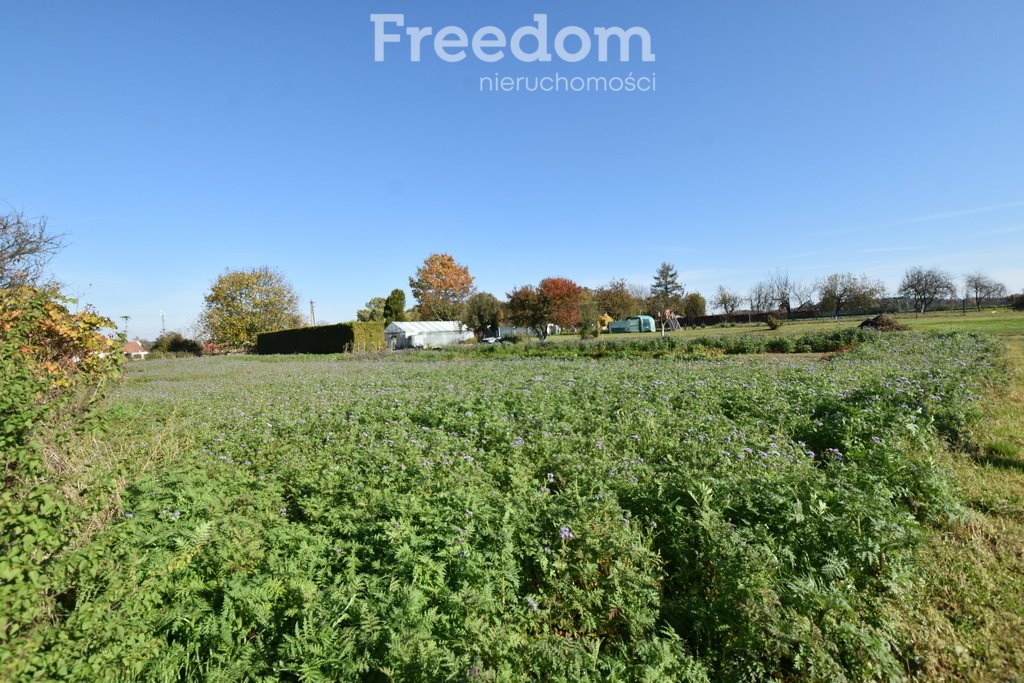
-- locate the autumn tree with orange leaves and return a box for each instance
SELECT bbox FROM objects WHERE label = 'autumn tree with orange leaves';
[409,253,475,321]
[507,277,584,339]
[539,277,584,330]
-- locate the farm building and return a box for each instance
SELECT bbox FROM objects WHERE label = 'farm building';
[385,321,475,349]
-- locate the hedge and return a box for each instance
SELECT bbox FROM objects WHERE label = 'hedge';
[256,322,384,355]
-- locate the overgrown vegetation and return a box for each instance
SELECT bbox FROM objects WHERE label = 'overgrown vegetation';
[463,327,875,360]
[1,329,1007,681]
[0,286,121,667]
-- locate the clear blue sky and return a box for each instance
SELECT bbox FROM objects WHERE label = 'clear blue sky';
[3,1,1022,339]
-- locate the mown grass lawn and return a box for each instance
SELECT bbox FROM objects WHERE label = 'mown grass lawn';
[897,335,1024,681]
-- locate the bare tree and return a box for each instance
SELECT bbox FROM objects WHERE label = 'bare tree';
[713,285,742,317]
[963,271,1007,310]
[817,273,886,318]
[748,282,773,314]
[791,280,818,312]
[765,271,793,314]
[898,267,957,314]
[1,211,65,288]
[628,283,651,315]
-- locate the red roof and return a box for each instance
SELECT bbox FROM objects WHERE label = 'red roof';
[123,340,146,354]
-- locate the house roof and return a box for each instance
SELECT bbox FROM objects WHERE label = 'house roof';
[123,340,146,354]
[385,321,468,334]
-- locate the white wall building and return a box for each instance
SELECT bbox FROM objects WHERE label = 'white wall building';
[384,321,475,349]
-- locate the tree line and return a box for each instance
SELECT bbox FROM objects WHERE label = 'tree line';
[193,253,1017,349]
[2,210,1016,351]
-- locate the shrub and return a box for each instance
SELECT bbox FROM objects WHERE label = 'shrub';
[765,315,785,330]
[0,287,121,665]
[150,331,203,356]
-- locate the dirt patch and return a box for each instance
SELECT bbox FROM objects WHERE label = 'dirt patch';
[859,314,910,332]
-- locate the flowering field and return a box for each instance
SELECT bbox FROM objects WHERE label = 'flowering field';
[7,333,1003,681]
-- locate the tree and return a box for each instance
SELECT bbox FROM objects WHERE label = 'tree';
[463,292,502,338]
[713,286,742,317]
[964,272,1007,310]
[538,277,584,330]
[578,290,601,339]
[357,297,387,322]
[506,285,553,340]
[1,211,65,288]
[682,292,707,321]
[898,267,956,314]
[199,267,304,349]
[409,253,475,320]
[151,331,202,355]
[594,278,640,320]
[383,289,406,324]
[650,262,684,316]
[748,283,773,314]
[817,273,886,318]
[791,280,819,312]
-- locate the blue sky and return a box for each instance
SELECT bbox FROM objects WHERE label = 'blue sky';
[3,1,1022,339]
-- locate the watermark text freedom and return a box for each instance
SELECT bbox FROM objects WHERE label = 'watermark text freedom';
[371,13,656,64]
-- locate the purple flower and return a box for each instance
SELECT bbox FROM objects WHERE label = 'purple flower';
[526,597,539,612]
[559,526,575,540]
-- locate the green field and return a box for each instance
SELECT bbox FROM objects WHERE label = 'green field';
[547,308,1024,343]
[4,320,1023,681]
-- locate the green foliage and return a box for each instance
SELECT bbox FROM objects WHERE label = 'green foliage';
[578,291,601,339]
[2,329,1003,681]
[150,331,202,356]
[507,285,554,340]
[0,287,121,670]
[818,273,887,317]
[455,328,873,360]
[384,289,407,324]
[682,292,706,320]
[356,297,387,323]
[594,278,641,320]
[256,322,385,354]
[766,314,785,330]
[650,262,684,314]
[198,267,304,350]
[463,292,502,338]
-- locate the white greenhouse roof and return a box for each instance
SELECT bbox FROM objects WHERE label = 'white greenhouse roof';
[385,321,468,334]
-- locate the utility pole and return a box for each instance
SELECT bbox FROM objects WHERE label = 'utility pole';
[121,315,131,338]
[309,300,316,326]
[160,310,166,334]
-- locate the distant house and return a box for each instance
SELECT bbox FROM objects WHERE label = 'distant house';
[123,339,149,360]
[384,321,474,349]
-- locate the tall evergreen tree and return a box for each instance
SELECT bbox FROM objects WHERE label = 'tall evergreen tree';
[383,289,406,324]
[650,262,684,314]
